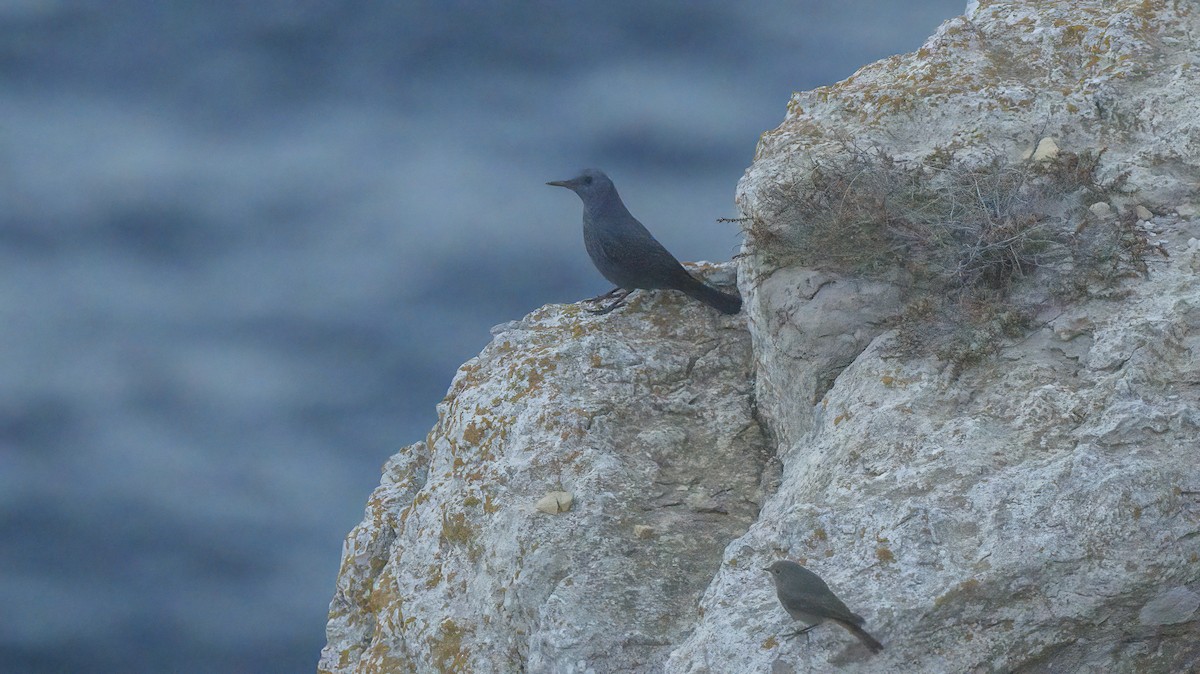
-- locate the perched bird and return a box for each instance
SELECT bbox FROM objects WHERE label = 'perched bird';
[546,169,742,315]
[764,560,884,654]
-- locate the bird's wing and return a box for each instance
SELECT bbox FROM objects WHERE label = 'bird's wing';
[783,590,863,625]
[601,214,673,254]
[596,215,687,276]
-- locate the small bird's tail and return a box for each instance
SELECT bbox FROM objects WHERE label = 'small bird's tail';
[677,275,742,315]
[833,618,884,654]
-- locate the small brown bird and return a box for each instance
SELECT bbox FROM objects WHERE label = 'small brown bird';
[764,560,884,654]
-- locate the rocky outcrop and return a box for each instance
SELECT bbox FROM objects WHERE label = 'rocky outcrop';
[669,0,1200,671]
[670,240,1200,671]
[320,267,769,673]
[323,1,1200,671]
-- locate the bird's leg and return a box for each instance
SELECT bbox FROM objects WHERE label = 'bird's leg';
[585,288,633,315]
[783,624,818,640]
[587,286,626,303]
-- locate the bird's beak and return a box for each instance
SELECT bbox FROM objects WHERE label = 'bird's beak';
[546,179,572,188]
[762,567,771,572]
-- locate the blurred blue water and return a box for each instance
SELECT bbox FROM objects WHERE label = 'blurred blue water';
[0,1,963,671]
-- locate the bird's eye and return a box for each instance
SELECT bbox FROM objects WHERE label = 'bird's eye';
[582,176,593,185]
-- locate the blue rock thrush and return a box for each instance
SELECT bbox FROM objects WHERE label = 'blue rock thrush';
[764,560,884,654]
[547,169,742,315]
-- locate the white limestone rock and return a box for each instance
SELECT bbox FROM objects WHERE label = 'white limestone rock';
[1025,137,1060,161]
[534,491,573,515]
[1139,587,1200,626]
[667,0,1200,671]
[739,0,1200,214]
[319,269,767,674]
[669,238,1200,671]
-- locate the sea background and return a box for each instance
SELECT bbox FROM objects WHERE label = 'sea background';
[0,2,963,671]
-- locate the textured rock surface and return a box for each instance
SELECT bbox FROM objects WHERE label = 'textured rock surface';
[325,1,1200,671]
[319,266,768,673]
[668,0,1200,671]
[741,0,1200,464]
[741,0,1200,211]
[669,230,1200,672]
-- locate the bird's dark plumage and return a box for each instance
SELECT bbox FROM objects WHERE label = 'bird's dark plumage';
[764,560,884,654]
[547,169,741,315]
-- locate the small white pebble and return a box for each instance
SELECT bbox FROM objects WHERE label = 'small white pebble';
[633,525,656,539]
[535,491,574,514]
[1029,137,1060,161]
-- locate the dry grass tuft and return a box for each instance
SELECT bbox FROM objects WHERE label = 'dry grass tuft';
[746,143,1164,372]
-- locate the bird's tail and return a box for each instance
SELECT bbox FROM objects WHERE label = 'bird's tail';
[678,275,742,315]
[832,618,884,654]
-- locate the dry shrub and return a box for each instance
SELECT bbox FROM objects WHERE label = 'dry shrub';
[747,143,1165,372]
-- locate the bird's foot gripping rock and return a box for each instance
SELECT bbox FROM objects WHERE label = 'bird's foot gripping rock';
[783,624,817,640]
[583,287,633,315]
